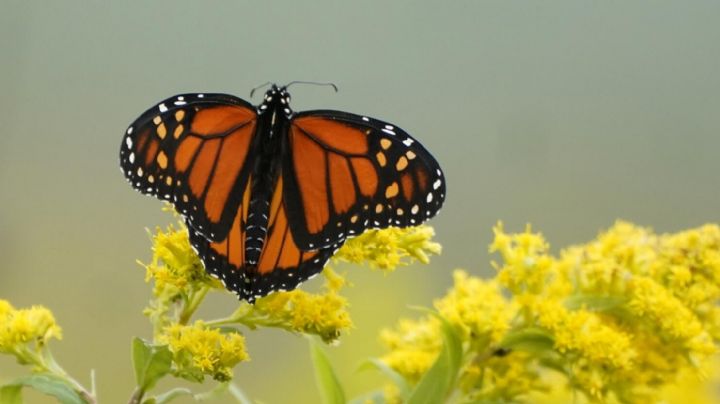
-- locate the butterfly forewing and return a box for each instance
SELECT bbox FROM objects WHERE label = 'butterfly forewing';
[283,110,446,250]
[120,93,258,241]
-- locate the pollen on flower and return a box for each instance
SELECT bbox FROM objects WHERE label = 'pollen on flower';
[0,300,62,353]
[378,221,720,403]
[334,225,441,271]
[159,321,248,382]
[142,223,222,298]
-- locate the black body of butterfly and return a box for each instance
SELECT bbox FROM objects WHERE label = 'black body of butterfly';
[120,84,445,302]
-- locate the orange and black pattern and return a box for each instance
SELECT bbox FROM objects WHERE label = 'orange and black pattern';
[120,85,445,302]
[120,93,257,241]
[284,110,445,250]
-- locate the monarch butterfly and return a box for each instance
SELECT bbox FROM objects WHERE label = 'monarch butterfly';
[120,83,445,302]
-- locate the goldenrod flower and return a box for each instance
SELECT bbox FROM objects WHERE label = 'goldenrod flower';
[160,321,248,382]
[380,317,442,382]
[249,269,352,343]
[0,300,62,354]
[142,223,222,298]
[378,221,720,403]
[334,225,441,271]
[434,270,513,344]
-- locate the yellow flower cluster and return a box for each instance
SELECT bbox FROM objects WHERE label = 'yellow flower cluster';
[139,218,439,385]
[142,223,222,298]
[159,321,249,382]
[334,225,441,271]
[247,268,352,343]
[380,221,720,402]
[0,299,62,355]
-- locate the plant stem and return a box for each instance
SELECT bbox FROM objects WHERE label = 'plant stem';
[129,387,145,404]
[179,286,210,325]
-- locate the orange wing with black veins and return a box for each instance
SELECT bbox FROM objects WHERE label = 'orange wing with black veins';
[188,173,343,302]
[283,110,446,250]
[120,93,258,241]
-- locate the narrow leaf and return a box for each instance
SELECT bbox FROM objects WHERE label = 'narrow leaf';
[407,312,462,404]
[347,390,385,404]
[0,384,23,404]
[358,358,410,399]
[308,337,346,404]
[132,337,173,391]
[228,383,254,404]
[1,373,86,404]
[150,387,192,404]
[499,327,555,354]
[564,295,626,311]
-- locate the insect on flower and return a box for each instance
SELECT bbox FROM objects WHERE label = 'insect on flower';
[120,82,446,302]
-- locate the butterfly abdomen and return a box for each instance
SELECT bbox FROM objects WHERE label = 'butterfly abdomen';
[245,195,271,266]
[243,118,283,268]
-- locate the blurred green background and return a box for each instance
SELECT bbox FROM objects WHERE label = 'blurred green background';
[2,1,719,402]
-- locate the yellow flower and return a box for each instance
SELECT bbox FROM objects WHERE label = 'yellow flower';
[160,321,248,382]
[142,223,222,298]
[0,301,62,353]
[251,269,352,343]
[380,317,442,382]
[334,225,441,271]
[434,270,512,344]
[379,221,720,403]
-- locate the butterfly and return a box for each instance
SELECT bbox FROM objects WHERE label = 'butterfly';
[120,83,446,302]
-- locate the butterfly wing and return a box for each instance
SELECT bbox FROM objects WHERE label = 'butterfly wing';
[188,172,343,302]
[283,110,446,250]
[120,93,258,241]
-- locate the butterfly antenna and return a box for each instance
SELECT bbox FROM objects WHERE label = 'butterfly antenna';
[285,81,339,92]
[250,82,273,98]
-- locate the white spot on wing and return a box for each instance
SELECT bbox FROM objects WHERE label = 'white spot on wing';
[129,153,135,163]
[382,128,396,136]
[433,179,442,190]
[426,192,433,203]
[126,127,133,135]
[403,138,414,147]
[159,103,168,112]
[126,137,133,149]
[362,116,369,122]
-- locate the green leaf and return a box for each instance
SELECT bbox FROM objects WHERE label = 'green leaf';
[347,390,385,404]
[564,294,627,311]
[0,384,22,404]
[227,383,254,404]
[406,312,462,404]
[499,327,555,354]
[358,358,410,399]
[148,387,192,404]
[308,337,346,404]
[132,337,173,392]
[0,373,87,404]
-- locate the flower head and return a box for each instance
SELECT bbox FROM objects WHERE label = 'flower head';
[0,300,62,354]
[250,268,352,343]
[160,321,249,382]
[334,225,441,271]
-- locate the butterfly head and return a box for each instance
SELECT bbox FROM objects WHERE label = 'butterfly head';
[258,84,292,116]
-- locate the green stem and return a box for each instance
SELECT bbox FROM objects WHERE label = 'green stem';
[128,387,145,404]
[179,286,210,325]
[42,348,97,404]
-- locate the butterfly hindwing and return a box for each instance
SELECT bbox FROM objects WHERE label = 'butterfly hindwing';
[188,173,343,302]
[120,93,258,241]
[283,110,446,250]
